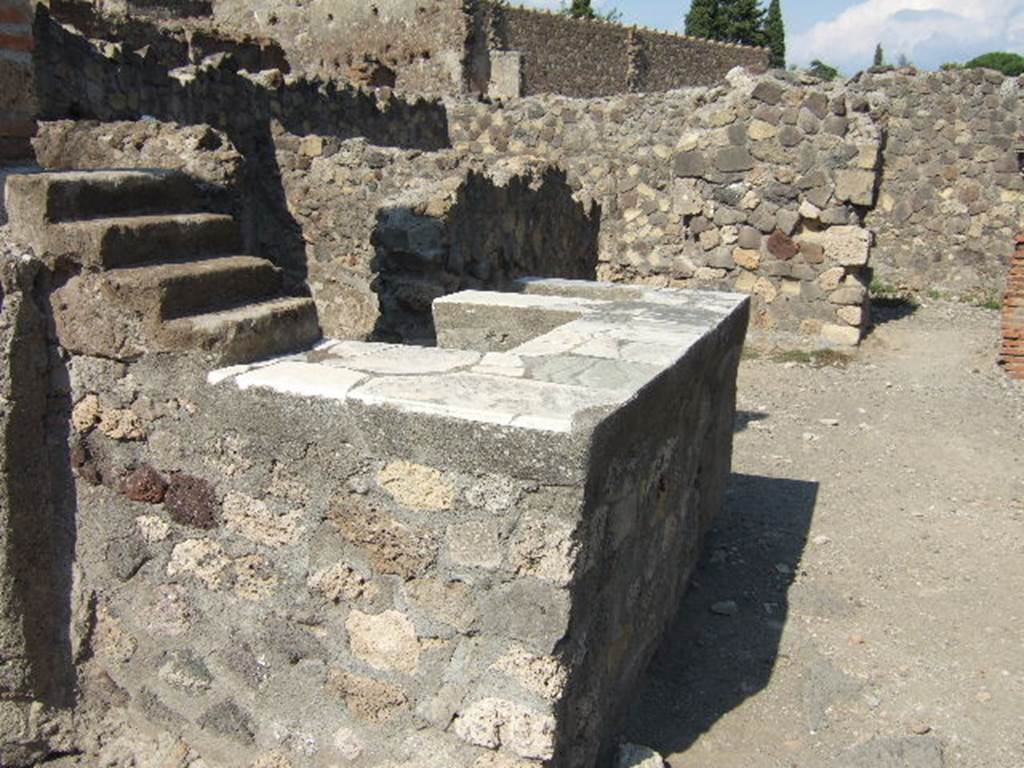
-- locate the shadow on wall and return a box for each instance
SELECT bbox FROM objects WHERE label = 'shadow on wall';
[1,262,78,721]
[620,471,818,759]
[369,166,602,343]
[32,5,451,293]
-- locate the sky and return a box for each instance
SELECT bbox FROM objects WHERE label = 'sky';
[516,0,1024,74]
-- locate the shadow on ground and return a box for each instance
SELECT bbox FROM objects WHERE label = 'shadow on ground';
[868,297,920,333]
[620,472,818,758]
[733,410,768,433]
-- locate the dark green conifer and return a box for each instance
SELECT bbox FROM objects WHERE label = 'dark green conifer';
[568,0,596,19]
[685,0,721,39]
[719,0,766,47]
[764,0,785,67]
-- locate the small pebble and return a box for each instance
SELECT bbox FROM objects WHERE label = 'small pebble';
[819,418,840,427]
[813,535,832,545]
[911,723,932,735]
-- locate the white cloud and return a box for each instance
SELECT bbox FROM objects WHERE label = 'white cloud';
[790,0,1024,73]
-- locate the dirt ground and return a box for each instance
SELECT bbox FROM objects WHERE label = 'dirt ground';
[622,300,1024,768]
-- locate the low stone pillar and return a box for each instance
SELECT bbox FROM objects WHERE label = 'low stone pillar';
[0,0,35,165]
[1000,235,1024,380]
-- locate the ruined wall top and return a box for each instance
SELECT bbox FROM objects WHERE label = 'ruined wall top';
[47,0,769,97]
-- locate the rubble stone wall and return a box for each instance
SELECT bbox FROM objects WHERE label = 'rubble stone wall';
[32,6,451,297]
[492,5,769,97]
[0,241,749,767]
[0,0,35,163]
[209,0,471,94]
[31,12,1024,338]
[449,73,881,343]
[856,68,1024,300]
[279,140,602,341]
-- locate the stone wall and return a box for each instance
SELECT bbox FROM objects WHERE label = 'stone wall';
[208,0,471,94]
[33,6,451,296]
[283,144,601,341]
[1001,235,1024,380]
[31,9,881,344]
[0,231,749,766]
[0,240,77,766]
[856,68,1024,300]
[449,71,881,344]
[491,5,769,98]
[0,0,35,163]
[48,0,290,74]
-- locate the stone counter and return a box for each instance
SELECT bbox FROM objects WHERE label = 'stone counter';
[40,279,747,767]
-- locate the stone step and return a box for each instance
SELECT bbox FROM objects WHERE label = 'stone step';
[4,169,210,224]
[161,297,321,364]
[104,255,282,320]
[43,213,242,269]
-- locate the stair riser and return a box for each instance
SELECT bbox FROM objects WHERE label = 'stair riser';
[163,300,322,364]
[5,171,209,225]
[87,218,243,268]
[156,265,282,320]
[45,176,208,222]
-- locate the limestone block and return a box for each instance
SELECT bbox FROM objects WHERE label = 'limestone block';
[800,226,871,267]
[799,200,822,220]
[829,284,867,305]
[733,248,761,271]
[447,519,504,570]
[346,610,420,674]
[327,667,409,722]
[818,267,846,291]
[223,492,302,547]
[452,698,556,760]
[492,648,568,701]
[822,323,862,346]
[734,269,759,292]
[748,120,778,141]
[331,497,437,579]
[167,539,230,589]
[835,169,876,206]
[754,277,778,303]
[837,305,865,326]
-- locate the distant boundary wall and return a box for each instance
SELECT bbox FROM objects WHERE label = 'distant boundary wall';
[492,5,770,98]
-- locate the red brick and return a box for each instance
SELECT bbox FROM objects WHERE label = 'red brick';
[0,32,33,51]
[0,6,30,24]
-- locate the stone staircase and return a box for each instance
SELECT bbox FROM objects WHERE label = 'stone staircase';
[4,169,321,363]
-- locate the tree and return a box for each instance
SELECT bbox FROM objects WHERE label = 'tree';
[873,43,884,67]
[567,0,596,18]
[808,59,839,81]
[896,52,912,68]
[562,0,622,21]
[964,52,1024,76]
[685,0,721,39]
[763,0,785,68]
[719,0,765,46]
